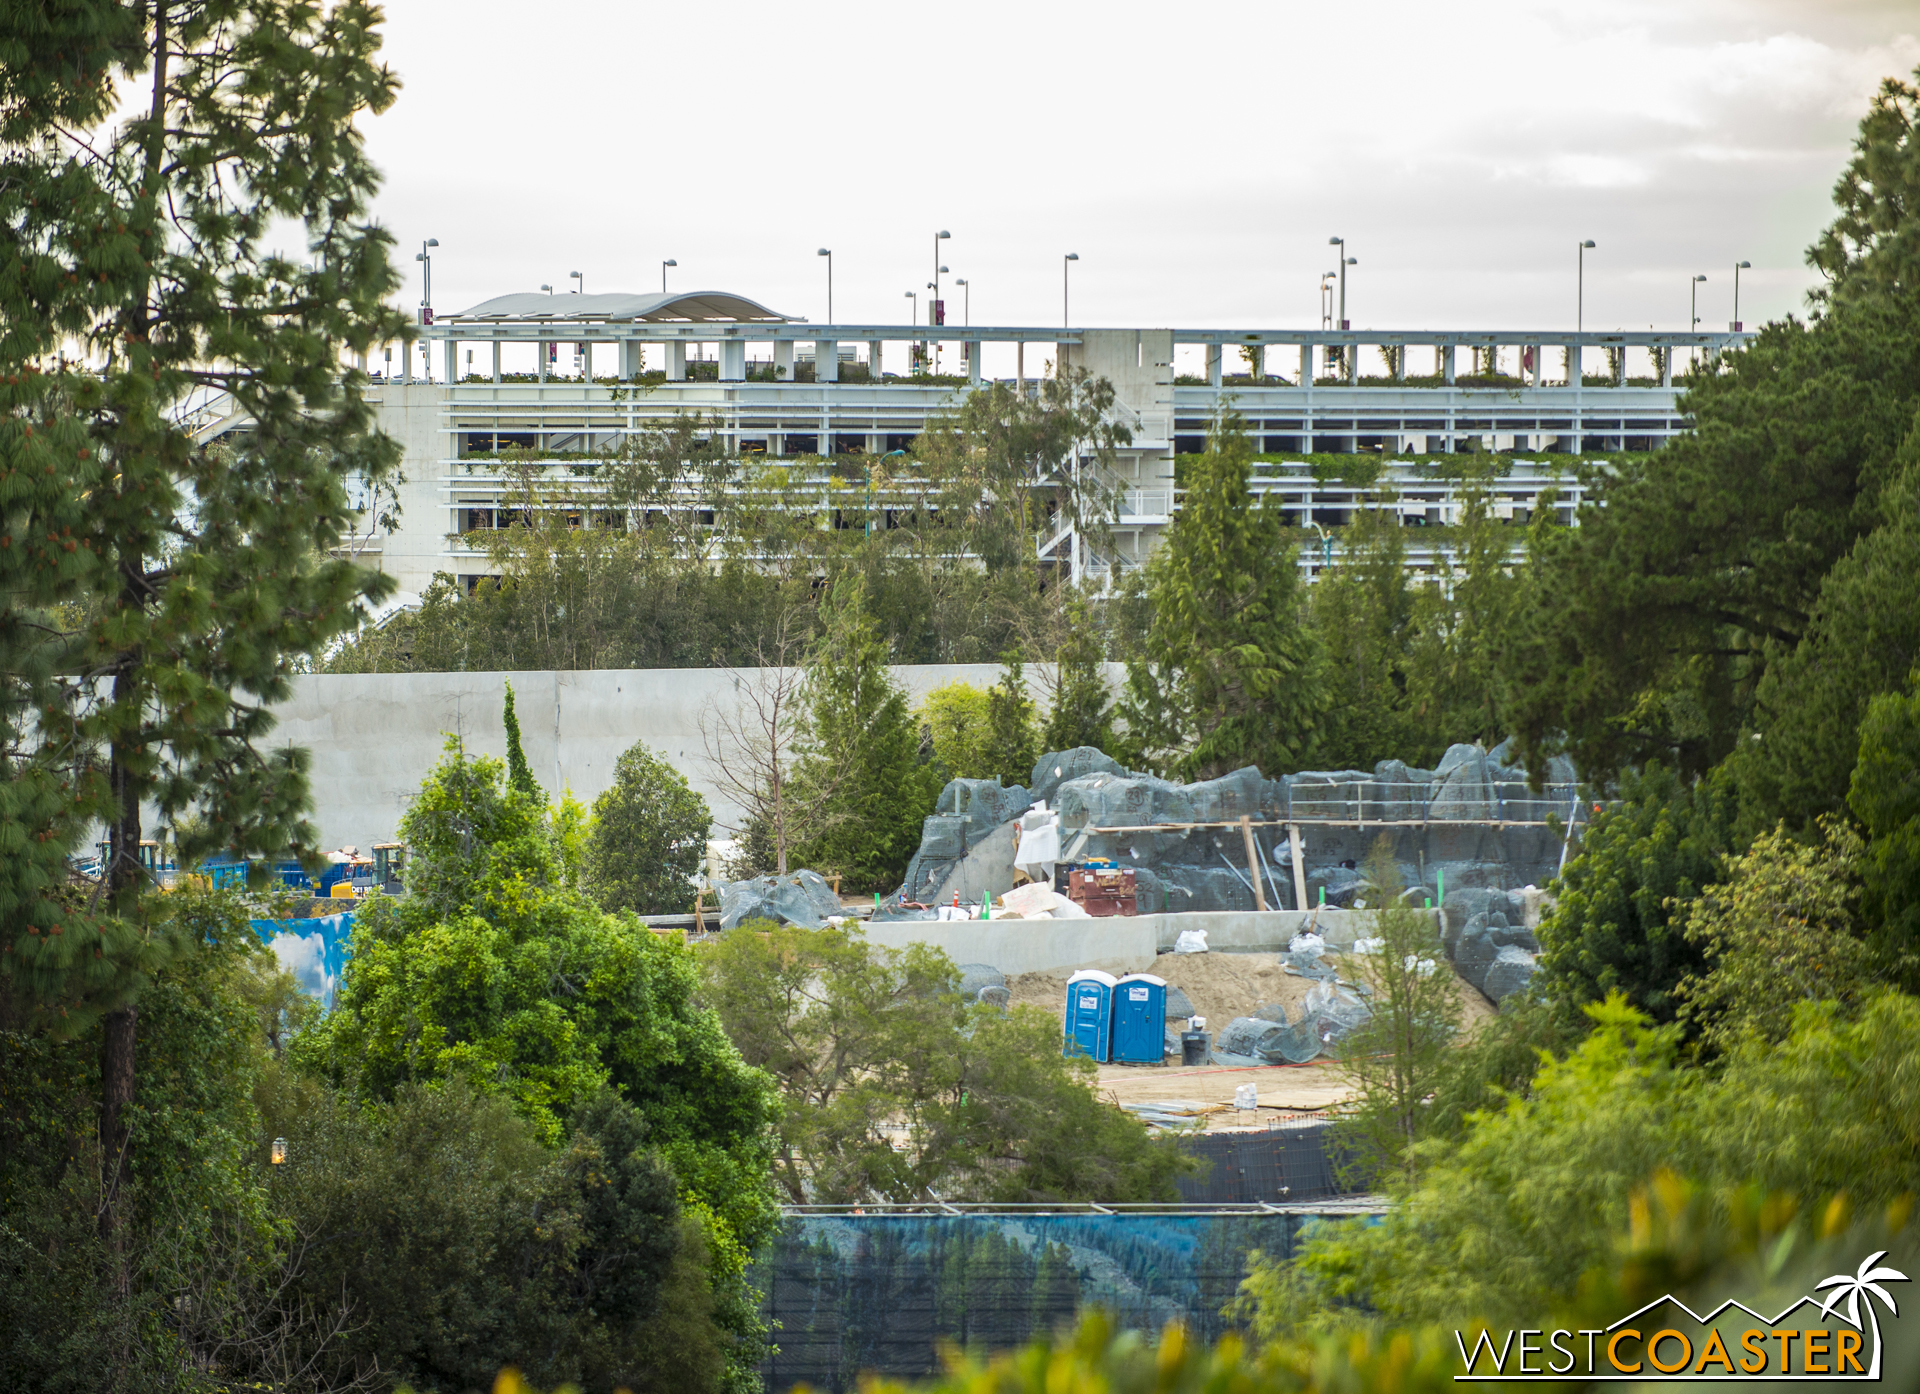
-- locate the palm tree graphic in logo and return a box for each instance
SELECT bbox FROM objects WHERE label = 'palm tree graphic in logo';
[1815,1250,1909,1379]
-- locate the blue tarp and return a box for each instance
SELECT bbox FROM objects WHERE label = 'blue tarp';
[249,911,351,1009]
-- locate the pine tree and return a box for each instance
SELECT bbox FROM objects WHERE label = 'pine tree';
[984,650,1040,788]
[1041,598,1114,756]
[1119,409,1325,779]
[0,1,408,1263]
[789,577,941,890]
[503,681,542,800]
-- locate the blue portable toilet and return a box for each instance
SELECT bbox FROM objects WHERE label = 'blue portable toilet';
[1111,973,1168,1063]
[1063,970,1117,1061]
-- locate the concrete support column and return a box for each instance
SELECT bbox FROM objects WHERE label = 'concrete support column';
[1016,342,1025,388]
[537,341,547,383]
[967,338,982,384]
[1206,344,1222,387]
[1441,343,1456,385]
[401,337,412,384]
[1300,342,1313,386]
[816,339,838,383]
[720,340,745,382]
[492,340,502,384]
[1660,346,1673,387]
[773,340,794,381]
[1346,341,1357,385]
[666,342,686,381]
[444,338,457,384]
[619,338,643,379]
[582,341,593,384]
[866,338,885,380]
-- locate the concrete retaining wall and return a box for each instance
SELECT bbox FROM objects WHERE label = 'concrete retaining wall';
[858,907,1392,977]
[275,664,1120,852]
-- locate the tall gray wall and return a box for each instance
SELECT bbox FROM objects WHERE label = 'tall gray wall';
[278,665,1092,852]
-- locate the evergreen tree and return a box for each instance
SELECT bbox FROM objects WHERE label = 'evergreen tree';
[1535,762,1740,1023]
[1305,492,1421,769]
[1041,598,1115,756]
[586,741,713,914]
[984,650,1041,788]
[789,577,942,890]
[503,680,542,799]
[1850,667,1920,979]
[1403,465,1524,754]
[0,1,407,1265]
[1119,409,1325,779]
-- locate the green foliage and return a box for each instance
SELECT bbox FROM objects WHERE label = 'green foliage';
[1851,667,1920,975]
[1421,993,1583,1142]
[1041,598,1115,756]
[585,741,712,914]
[920,680,997,781]
[0,893,306,1391]
[1808,69,1920,311]
[261,1079,725,1394]
[1535,762,1739,1022]
[1676,820,1871,1050]
[0,0,406,1040]
[1337,842,1463,1184]
[297,745,779,1386]
[503,680,542,800]
[1731,428,1920,832]
[789,578,943,890]
[985,651,1042,789]
[1122,410,1325,779]
[1252,987,1920,1336]
[699,923,1187,1204]
[1505,84,1920,784]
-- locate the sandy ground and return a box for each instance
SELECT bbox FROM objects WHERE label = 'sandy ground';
[1010,949,1498,1132]
[1009,949,1496,1039]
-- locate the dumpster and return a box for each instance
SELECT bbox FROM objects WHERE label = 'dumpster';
[1063,969,1117,1061]
[1111,973,1168,1063]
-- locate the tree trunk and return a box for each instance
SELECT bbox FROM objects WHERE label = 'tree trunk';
[99,1004,137,1268]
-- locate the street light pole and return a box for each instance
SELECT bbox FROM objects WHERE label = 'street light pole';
[1691,273,1707,329]
[817,248,832,322]
[1732,260,1750,331]
[569,270,582,295]
[933,230,950,325]
[955,278,968,326]
[661,258,676,294]
[1577,239,1595,332]
[414,236,439,334]
[1328,237,1350,329]
[1063,252,1078,327]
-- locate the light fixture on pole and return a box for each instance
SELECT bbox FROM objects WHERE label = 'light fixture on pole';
[569,270,583,295]
[414,237,439,324]
[1577,240,1595,332]
[540,283,552,294]
[1327,237,1354,330]
[905,289,916,323]
[1732,260,1751,331]
[1063,252,1079,327]
[932,230,951,325]
[661,259,676,293]
[817,248,832,323]
[1691,273,1707,329]
[955,278,969,326]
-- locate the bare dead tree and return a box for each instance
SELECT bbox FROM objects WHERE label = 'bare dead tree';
[698,608,847,876]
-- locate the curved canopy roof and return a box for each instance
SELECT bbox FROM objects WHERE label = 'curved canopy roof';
[444,290,793,323]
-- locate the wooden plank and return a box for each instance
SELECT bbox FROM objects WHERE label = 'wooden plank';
[1239,814,1268,912]
[1288,822,1309,914]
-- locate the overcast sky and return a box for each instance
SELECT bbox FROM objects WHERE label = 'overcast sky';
[361,0,1918,334]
